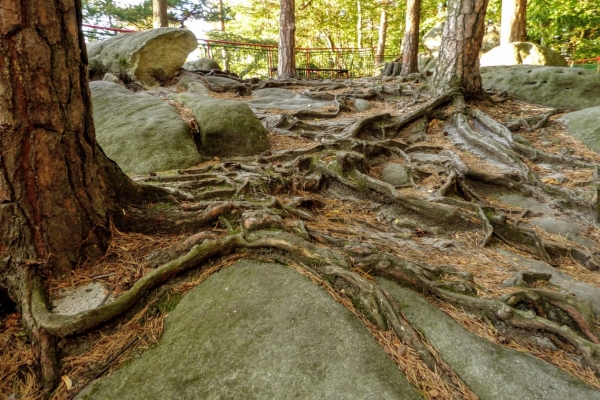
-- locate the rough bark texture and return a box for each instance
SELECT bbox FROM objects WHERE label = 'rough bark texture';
[500,0,527,45]
[356,0,363,49]
[0,0,110,277]
[278,0,296,79]
[375,8,388,64]
[400,0,421,76]
[430,0,489,98]
[153,0,169,28]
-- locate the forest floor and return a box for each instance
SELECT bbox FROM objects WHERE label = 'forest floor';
[2,75,600,399]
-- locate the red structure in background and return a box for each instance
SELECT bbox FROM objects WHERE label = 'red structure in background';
[572,56,600,73]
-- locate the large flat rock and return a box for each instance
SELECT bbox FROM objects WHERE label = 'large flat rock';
[378,278,600,400]
[481,65,600,109]
[88,261,420,399]
[558,106,600,154]
[87,28,197,87]
[91,81,202,174]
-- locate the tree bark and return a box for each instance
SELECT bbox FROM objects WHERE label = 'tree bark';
[500,0,527,45]
[400,0,421,76]
[278,0,296,79]
[153,0,169,28]
[356,0,363,49]
[375,7,388,63]
[0,0,115,277]
[430,0,490,99]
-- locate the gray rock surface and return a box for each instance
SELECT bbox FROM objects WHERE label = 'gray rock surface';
[480,42,568,67]
[423,23,498,56]
[481,65,600,109]
[182,57,222,71]
[497,249,600,316]
[203,75,251,95]
[245,88,336,111]
[87,261,421,399]
[354,98,371,111]
[170,93,270,157]
[91,81,202,174]
[529,216,596,248]
[87,28,198,87]
[176,74,210,96]
[381,163,410,186]
[378,278,600,400]
[558,106,600,153]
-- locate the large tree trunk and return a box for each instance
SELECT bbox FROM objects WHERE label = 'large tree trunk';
[375,7,388,63]
[278,0,296,79]
[500,0,527,45]
[400,0,421,76]
[429,0,490,98]
[0,0,113,278]
[153,0,169,28]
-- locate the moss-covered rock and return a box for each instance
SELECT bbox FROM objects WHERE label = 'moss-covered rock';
[480,42,568,67]
[558,106,600,153]
[86,261,421,399]
[170,93,270,157]
[91,81,202,174]
[482,65,600,109]
[87,28,198,87]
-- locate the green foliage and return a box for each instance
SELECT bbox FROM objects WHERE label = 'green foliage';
[528,0,600,60]
[82,0,232,30]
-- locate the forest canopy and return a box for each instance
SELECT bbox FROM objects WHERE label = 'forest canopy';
[83,0,599,60]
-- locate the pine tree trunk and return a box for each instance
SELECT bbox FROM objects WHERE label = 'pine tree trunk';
[356,0,363,49]
[500,0,527,45]
[0,0,115,277]
[153,0,169,28]
[429,0,489,98]
[278,0,296,79]
[375,8,388,63]
[400,0,421,76]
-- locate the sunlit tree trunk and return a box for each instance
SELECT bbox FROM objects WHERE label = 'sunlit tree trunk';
[500,0,527,44]
[356,0,363,48]
[400,0,421,75]
[430,0,489,98]
[375,7,388,63]
[278,0,296,78]
[153,0,168,28]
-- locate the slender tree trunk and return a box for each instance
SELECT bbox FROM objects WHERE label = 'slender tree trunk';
[430,0,490,98]
[356,0,363,48]
[500,0,527,45]
[0,0,113,277]
[278,0,296,78]
[218,0,230,70]
[400,0,421,76]
[153,0,169,28]
[376,7,388,63]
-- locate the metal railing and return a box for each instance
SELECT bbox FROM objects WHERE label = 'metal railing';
[82,24,136,42]
[197,39,397,79]
[572,56,600,73]
[82,26,397,78]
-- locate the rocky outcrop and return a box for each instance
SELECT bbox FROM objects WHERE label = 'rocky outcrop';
[182,57,222,71]
[90,81,202,174]
[558,106,600,153]
[84,261,421,399]
[87,28,198,87]
[378,278,600,400]
[480,42,568,67]
[170,93,270,157]
[423,22,499,57]
[481,65,600,109]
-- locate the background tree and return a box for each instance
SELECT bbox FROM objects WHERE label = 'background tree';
[153,0,169,27]
[375,4,389,63]
[278,0,296,78]
[400,0,421,76]
[500,0,526,44]
[430,0,490,98]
